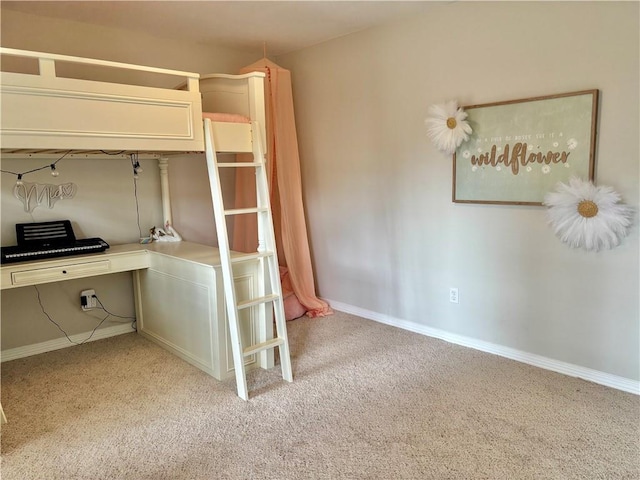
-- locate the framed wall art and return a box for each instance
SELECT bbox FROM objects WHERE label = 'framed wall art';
[453,89,599,205]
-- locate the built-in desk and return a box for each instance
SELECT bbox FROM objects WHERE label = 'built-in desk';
[1,243,149,290]
[0,241,274,381]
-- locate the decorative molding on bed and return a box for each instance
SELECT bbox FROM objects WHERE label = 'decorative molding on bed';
[0,324,134,363]
[0,47,205,152]
[0,48,273,155]
[324,298,640,395]
[1,83,200,150]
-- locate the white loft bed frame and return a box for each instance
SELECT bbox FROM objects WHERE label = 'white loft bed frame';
[0,48,275,393]
[0,47,265,155]
[0,47,266,222]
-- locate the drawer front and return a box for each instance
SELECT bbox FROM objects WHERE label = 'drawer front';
[11,260,111,286]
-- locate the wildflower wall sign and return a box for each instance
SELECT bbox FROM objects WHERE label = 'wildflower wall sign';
[453,90,598,205]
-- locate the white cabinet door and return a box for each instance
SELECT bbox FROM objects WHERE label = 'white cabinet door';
[133,249,273,380]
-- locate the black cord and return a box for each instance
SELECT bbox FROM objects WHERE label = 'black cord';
[130,154,143,238]
[1,151,71,177]
[132,172,143,239]
[35,286,109,345]
[100,150,127,155]
[93,295,137,330]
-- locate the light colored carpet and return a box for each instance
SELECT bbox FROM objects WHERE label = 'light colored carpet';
[1,311,638,479]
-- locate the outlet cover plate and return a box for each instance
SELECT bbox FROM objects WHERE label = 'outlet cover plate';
[81,289,96,311]
[449,288,459,304]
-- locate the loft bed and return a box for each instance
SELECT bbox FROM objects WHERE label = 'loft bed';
[0,47,266,228]
[0,48,275,391]
[0,47,266,155]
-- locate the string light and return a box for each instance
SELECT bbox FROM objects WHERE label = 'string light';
[130,153,142,179]
[2,150,144,186]
[1,151,70,184]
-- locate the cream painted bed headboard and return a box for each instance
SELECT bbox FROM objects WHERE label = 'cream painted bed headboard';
[199,72,267,154]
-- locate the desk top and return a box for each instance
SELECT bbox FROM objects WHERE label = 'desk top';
[0,241,253,290]
[142,241,222,266]
[143,241,264,267]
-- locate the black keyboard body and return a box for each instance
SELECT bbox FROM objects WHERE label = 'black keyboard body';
[1,220,110,264]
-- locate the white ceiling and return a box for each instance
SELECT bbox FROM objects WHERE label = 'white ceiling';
[1,1,445,57]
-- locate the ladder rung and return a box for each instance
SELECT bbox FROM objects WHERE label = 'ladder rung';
[224,207,269,216]
[237,293,280,310]
[243,338,285,357]
[230,251,276,263]
[217,162,262,168]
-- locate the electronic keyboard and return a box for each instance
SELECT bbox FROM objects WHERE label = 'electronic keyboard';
[1,220,109,264]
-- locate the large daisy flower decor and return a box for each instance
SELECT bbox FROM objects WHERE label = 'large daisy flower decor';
[544,177,634,252]
[425,101,473,155]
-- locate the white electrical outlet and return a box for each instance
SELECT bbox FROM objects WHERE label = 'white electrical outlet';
[449,287,459,304]
[81,289,97,311]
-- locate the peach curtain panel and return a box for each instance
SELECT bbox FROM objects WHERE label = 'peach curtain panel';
[232,58,332,319]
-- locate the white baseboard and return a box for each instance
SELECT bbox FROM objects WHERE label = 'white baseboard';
[1,324,134,363]
[325,298,640,395]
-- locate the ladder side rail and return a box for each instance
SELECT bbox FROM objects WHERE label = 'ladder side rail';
[251,121,270,368]
[252,122,293,383]
[203,118,250,400]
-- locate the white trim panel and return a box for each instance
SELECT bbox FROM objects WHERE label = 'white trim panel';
[1,85,202,151]
[209,122,253,153]
[325,298,640,395]
[1,324,134,362]
[0,68,204,151]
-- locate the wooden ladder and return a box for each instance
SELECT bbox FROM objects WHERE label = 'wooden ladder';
[203,117,293,400]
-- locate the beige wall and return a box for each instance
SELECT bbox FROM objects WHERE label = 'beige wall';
[277,2,639,381]
[0,9,256,75]
[0,9,254,349]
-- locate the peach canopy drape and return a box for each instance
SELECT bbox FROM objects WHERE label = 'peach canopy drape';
[232,58,332,319]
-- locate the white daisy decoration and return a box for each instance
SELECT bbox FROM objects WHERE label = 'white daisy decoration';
[425,101,473,155]
[544,177,634,251]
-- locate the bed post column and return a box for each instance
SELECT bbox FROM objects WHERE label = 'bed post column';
[247,75,267,154]
[158,158,172,226]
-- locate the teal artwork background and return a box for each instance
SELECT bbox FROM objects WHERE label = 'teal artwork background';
[454,91,597,204]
